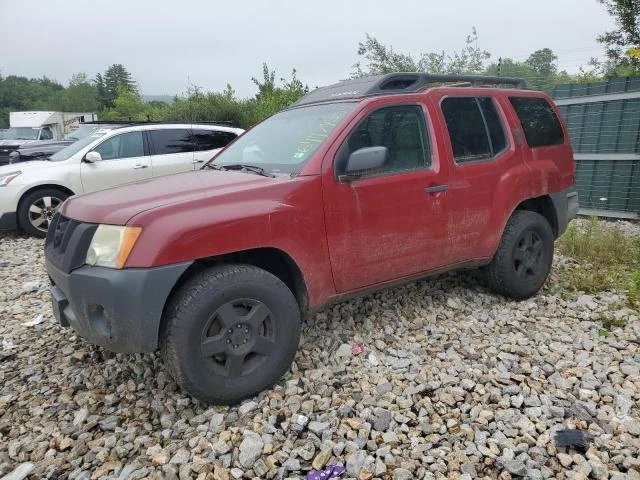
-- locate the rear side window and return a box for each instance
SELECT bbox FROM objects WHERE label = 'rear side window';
[441,97,507,163]
[149,129,194,154]
[509,97,564,147]
[192,129,237,151]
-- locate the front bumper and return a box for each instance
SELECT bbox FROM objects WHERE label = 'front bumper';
[0,212,17,230]
[46,258,191,353]
[550,185,579,238]
[0,183,22,230]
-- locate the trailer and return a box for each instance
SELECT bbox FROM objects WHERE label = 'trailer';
[0,111,97,165]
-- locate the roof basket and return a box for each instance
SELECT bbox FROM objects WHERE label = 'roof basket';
[292,72,527,107]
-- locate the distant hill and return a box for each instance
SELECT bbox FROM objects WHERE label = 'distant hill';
[141,94,174,104]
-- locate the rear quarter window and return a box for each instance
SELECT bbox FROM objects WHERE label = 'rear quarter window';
[509,97,564,148]
[192,129,237,151]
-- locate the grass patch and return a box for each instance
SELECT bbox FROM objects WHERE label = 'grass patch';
[594,314,628,330]
[556,216,640,307]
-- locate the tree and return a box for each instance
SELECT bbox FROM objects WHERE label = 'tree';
[352,28,491,77]
[597,0,640,75]
[95,64,137,109]
[248,64,307,124]
[60,73,100,111]
[525,48,558,79]
[484,51,571,91]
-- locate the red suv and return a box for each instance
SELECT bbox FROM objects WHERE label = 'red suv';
[45,73,578,404]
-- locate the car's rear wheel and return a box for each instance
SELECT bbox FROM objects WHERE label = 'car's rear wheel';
[161,264,301,404]
[18,188,69,238]
[484,210,554,300]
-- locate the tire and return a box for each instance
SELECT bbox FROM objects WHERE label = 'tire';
[161,264,301,404]
[484,210,554,300]
[18,188,70,238]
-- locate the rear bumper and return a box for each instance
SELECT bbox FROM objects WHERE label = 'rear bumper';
[46,258,191,353]
[550,185,579,238]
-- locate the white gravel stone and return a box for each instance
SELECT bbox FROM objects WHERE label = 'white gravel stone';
[0,225,639,478]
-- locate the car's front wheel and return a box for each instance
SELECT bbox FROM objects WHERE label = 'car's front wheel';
[18,188,69,238]
[161,264,301,404]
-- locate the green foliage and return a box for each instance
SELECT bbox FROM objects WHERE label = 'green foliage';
[0,73,66,127]
[352,30,602,89]
[353,28,491,77]
[59,73,100,112]
[248,64,307,125]
[595,314,628,329]
[100,86,164,121]
[95,64,137,109]
[556,217,640,307]
[597,0,640,76]
[159,65,307,129]
[160,85,255,127]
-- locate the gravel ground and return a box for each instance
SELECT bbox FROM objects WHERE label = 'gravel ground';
[0,220,639,480]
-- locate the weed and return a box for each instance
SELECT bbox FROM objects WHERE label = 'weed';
[556,218,640,307]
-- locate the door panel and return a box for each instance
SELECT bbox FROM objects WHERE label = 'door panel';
[322,103,450,293]
[148,129,195,176]
[81,131,152,192]
[324,171,450,292]
[437,95,519,262]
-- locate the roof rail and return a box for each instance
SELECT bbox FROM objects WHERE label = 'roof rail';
[80,120,237,127]
[292,72,527,107]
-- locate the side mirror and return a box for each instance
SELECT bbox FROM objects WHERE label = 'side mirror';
[339,146,388,182]
[84,151,102,163]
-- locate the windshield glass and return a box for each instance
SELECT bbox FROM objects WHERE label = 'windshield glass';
[4,127,40,140]
[211,102,356,175]
[50,130,111,161]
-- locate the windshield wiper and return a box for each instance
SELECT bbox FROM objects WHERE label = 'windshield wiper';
[206,163,275,178]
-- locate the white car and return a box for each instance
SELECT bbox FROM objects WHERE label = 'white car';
[0,123,244,237]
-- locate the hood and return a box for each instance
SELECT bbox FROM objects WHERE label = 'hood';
[0,140,35,147]
[0,159,65,174]
[61,169,276,225]
[18,140,72,150]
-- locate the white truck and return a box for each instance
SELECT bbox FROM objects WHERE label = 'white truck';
[0,111,97,164]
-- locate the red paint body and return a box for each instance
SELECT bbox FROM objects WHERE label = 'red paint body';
[61,87,575,311]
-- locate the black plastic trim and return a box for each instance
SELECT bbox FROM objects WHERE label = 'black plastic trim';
[47,259,192,353]
[550,185,579,238]
[0,212,17,230]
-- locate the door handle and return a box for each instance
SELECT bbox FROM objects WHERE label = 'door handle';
[133,164,148,169]
[425,184,449,193]
[192,159,205,164]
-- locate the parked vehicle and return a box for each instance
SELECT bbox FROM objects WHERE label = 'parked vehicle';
[0,111,98,165]
[0,129,7,140]
[45,73,578,404]
[0,122,243,236]
[7,122,129,164]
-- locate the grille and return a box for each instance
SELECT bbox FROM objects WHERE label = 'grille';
[45,214,98,273]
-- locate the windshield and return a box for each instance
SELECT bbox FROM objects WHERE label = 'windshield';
[64,124,113,141]
[211,102,356,175]
[4,127,40,140]
[50,130,110,161]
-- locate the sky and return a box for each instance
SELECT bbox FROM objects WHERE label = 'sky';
[0,0,614,99]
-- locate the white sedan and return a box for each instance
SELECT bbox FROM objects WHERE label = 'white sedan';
[0,123,243,237]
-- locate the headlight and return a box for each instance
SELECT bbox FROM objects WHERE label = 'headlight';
[0,171,21,186]
[85,225,142,269]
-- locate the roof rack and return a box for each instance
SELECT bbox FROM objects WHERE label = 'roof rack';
[292,72,527,107]
[79,120,237,127]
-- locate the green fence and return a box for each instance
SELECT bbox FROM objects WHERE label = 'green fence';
[550,78,640,219]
